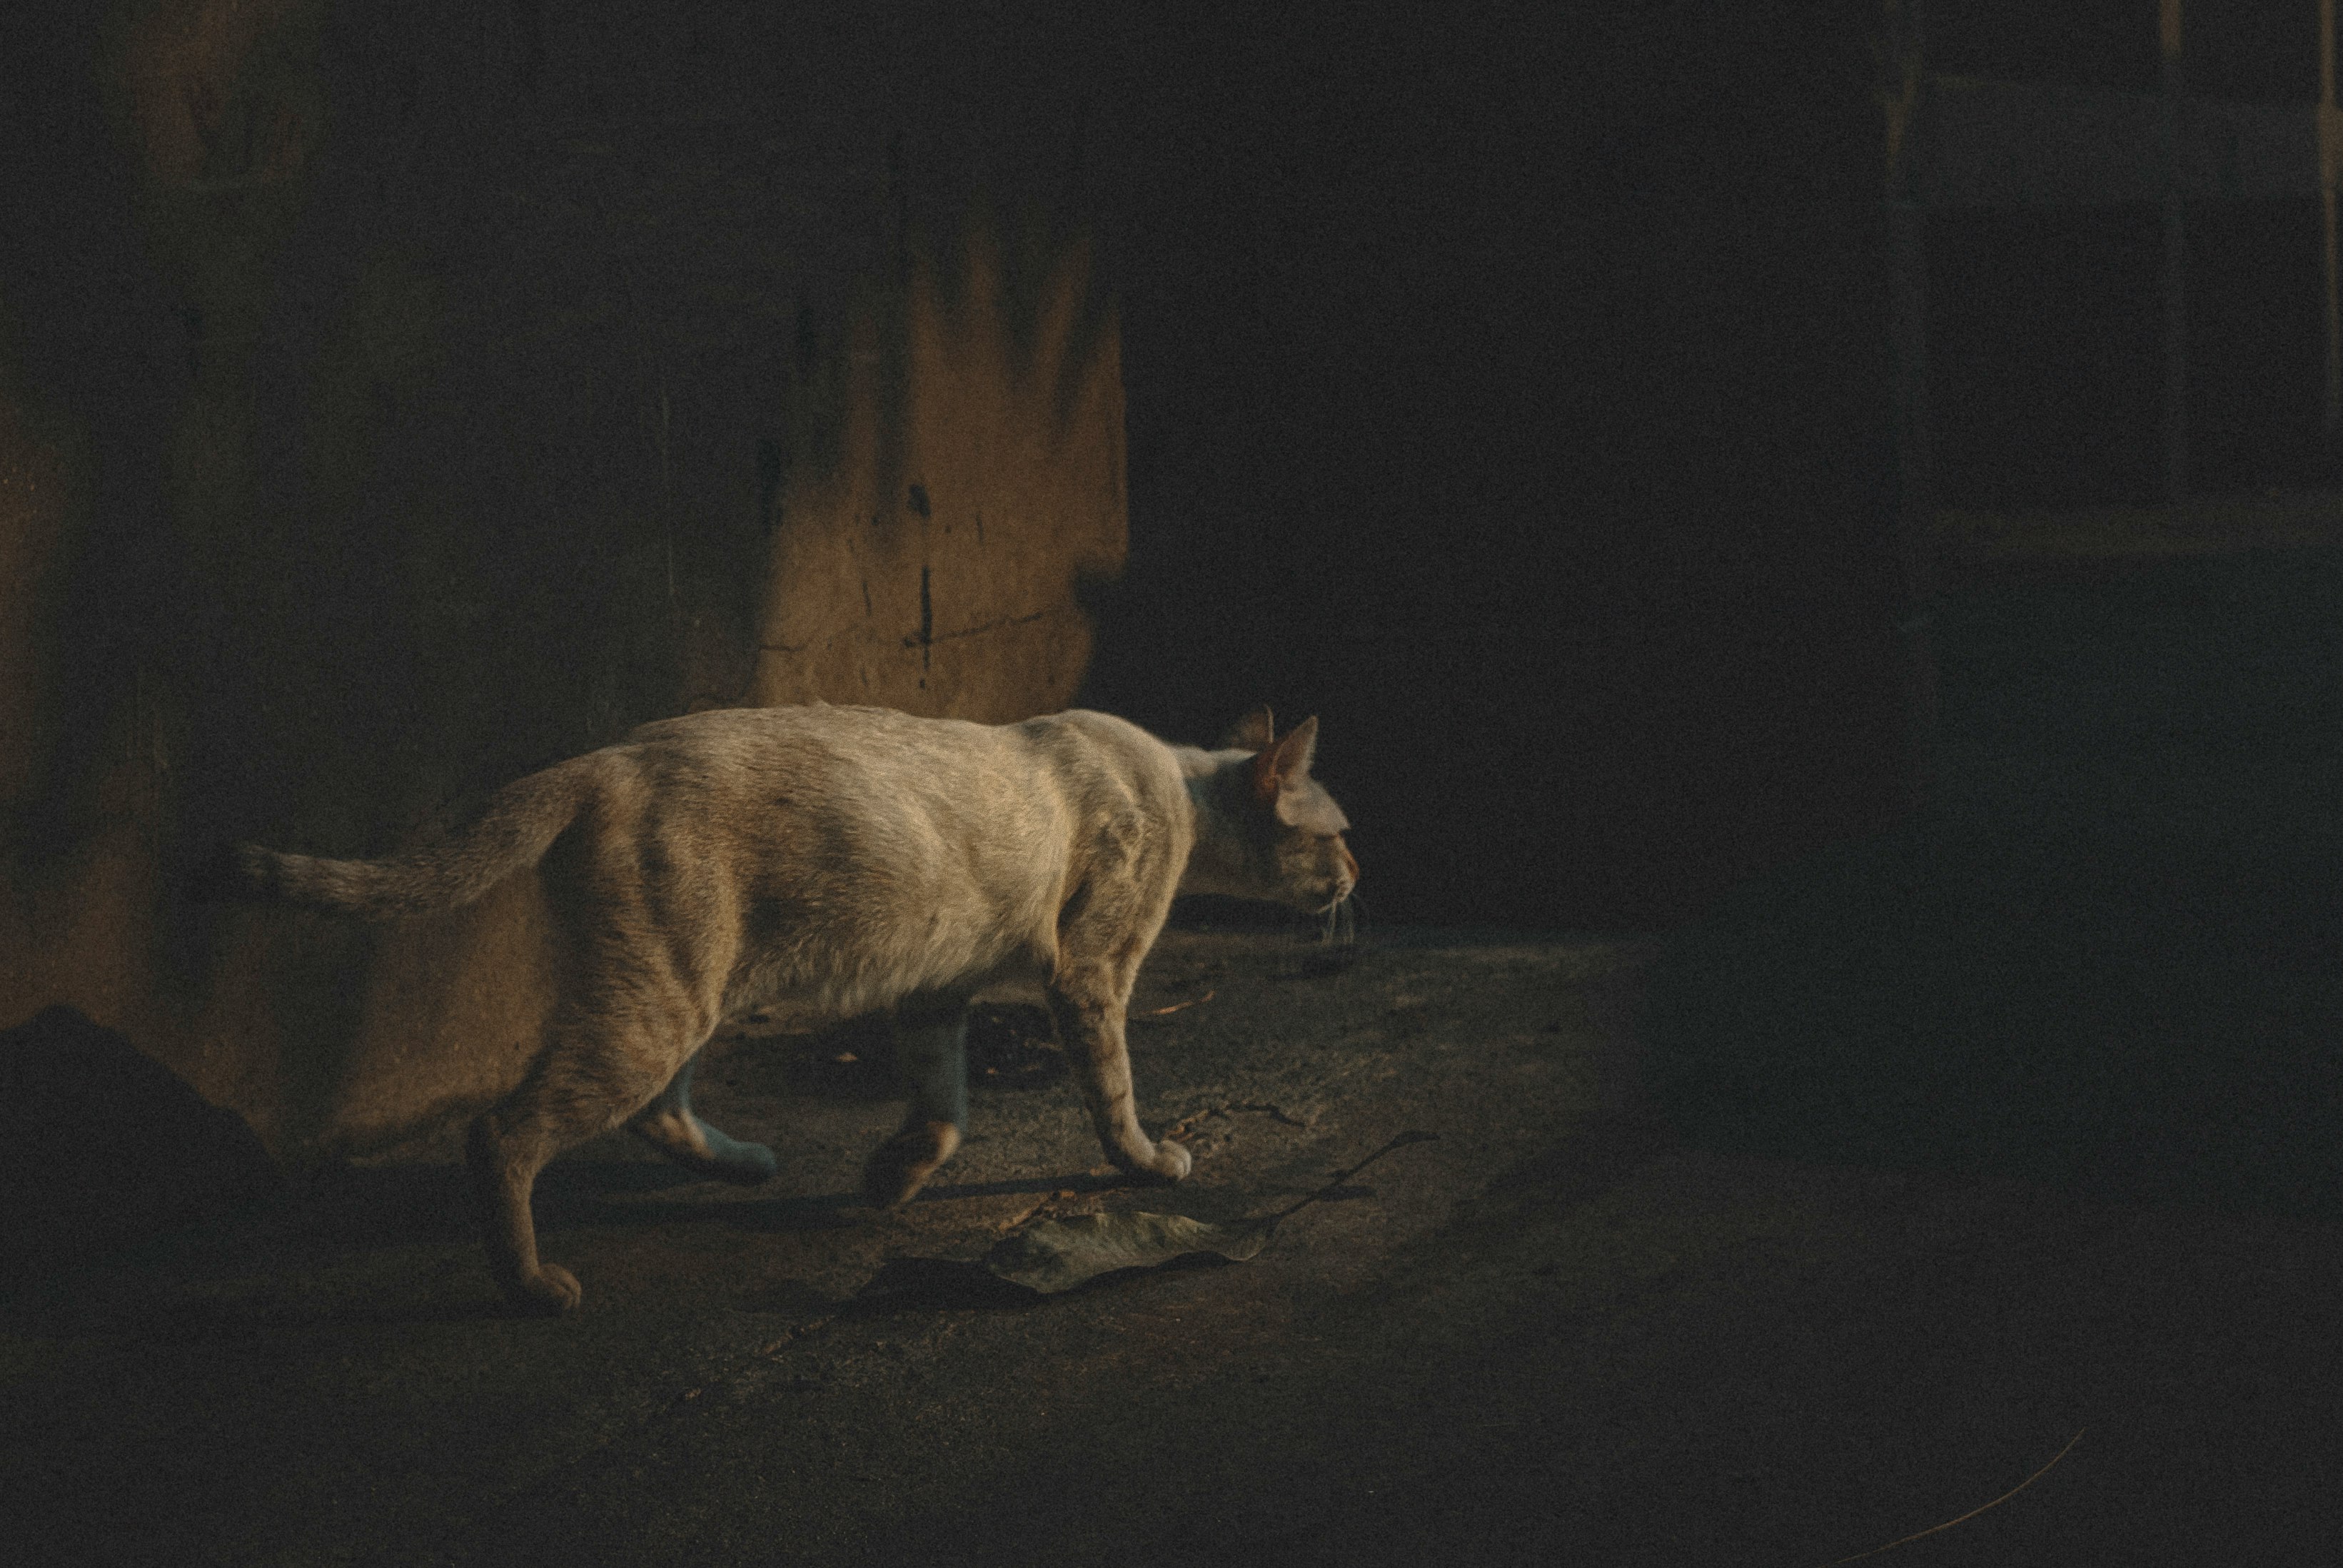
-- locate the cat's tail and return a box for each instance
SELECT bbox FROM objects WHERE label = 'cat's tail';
[193,757,596,919]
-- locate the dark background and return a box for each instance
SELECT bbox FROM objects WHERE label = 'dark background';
[1068,4,2342,928]
[1074,4,1912,927]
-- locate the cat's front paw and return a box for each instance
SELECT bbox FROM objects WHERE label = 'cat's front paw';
[505,1262,583,1316]
[1127,1138,1191,1183]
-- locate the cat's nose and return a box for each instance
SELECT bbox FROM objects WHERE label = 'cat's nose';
[1338,842,1359,884]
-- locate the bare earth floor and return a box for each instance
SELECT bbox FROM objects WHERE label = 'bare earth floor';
[2,921,2335,1567]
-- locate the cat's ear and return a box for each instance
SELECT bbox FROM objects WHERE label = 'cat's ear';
[1219,706,1275,752]
[1249,715,1318,801]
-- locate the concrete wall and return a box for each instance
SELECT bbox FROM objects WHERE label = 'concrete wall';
[0,0,1122,1160]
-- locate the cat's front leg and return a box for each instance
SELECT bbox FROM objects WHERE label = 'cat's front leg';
[1047,970,1191,1183]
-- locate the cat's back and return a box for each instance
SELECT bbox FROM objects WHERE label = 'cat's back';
[601,704,1129,864]
[593,705,1185,1013]
[594,706,1189,905]
[1006,708,1189,812]
[618,703,1179,806]
[618,703,1009,789]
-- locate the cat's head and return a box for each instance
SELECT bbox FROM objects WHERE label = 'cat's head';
[1194,708,1359,913]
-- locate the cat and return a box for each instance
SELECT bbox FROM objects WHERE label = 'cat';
[205,702,1357,1314]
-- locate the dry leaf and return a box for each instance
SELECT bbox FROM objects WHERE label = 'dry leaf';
[977,1130,1437,1295]
[982,1211,1271,1293]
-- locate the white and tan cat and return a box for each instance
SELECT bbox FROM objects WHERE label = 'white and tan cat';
[209,703,1356,1314]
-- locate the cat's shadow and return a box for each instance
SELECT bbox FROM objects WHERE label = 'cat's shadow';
[198,1155,1136,1248]
[3,1160,1148,1340]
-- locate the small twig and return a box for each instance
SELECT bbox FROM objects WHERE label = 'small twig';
[1815,1429,2085,1567]
[1261,1130,1438,1229]
[1138,989,1215,1017]
[1164,1100,1310,1141]
[994,1195,1055,1233]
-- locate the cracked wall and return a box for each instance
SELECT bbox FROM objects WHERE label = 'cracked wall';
[752,231,1126,717]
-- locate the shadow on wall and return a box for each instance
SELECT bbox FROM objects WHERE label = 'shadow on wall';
[750,223,1125,717]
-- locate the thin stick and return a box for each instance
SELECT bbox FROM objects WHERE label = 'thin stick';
[1817,1429,2085,1567]
[1139,989,1215,1016]
[1261,1129,1438,1226]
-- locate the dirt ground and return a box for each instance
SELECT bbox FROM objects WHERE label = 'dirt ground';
[1,911,2334,1567]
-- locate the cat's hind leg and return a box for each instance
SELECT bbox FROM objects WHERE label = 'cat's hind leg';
[627,1047,777,1184]
[466,1023,692,1315]
[863,993,969,1209]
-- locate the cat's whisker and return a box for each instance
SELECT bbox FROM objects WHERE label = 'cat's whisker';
[1306,891,1363,951]
[1336,891,1364,948]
